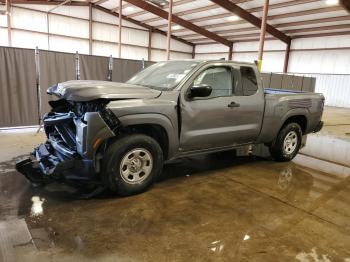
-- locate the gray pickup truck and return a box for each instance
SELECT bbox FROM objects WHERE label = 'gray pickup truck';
[16,60,324,195]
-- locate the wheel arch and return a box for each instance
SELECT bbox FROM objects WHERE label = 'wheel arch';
[97,113,178,161]
[122,123,169,160]
[281,114,308,134]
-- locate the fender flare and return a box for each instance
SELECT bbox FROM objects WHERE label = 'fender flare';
[118,113,178,158]
[260,108,310,144]
[278,108,309,132]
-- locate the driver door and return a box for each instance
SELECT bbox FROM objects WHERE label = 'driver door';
[179,65,240,151]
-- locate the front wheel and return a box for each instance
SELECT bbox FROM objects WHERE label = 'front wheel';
[102,134,163,196]
[269,123,302,162]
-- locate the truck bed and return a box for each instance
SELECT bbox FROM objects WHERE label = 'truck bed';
[264,88,305,94]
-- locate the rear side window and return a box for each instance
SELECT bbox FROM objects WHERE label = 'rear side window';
[241,66,258,96]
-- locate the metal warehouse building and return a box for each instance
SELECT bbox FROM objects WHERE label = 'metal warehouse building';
[0,0,349,261]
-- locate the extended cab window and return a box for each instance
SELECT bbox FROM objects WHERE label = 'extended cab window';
[193,67,232,98]
[241,66,258,96]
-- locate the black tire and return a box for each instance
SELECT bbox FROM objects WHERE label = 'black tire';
[269,122,302,162]
[102,134,163,196]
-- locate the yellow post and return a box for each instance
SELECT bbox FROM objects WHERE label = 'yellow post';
[258,0,269,72]
[258,59,263,72]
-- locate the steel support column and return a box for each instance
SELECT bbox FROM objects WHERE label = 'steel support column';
[47,13,50,49]
[89,3,92,55]
[6,0,11,46]
[228,43,233,60]
[166,0,173,60]
[257,0,269,71]
[192,44,196,59]
[283,40,291,73]
[118,0,122,58]
[148,29,152,61]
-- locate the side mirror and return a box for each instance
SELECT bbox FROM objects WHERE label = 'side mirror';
[188,85,212,98]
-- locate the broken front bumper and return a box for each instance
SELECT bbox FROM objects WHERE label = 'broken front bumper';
[15,110,116,184]
[16,143,95,184]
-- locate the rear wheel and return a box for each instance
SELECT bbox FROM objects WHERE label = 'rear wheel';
[102,134,163,196]
[269,123,302,162]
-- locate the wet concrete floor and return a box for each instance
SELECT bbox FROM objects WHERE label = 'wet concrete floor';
[0,107,350,262]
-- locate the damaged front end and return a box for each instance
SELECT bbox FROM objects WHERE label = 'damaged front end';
[16,99,120,185]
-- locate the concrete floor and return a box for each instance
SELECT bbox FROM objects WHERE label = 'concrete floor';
[0,106,349,262]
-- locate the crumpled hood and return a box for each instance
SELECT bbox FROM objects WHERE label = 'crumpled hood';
[47,80,161,101]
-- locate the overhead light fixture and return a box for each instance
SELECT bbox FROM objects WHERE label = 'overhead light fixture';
[227,15,240,21]
[172,25,182,30]
[325,0,339,5]
[124,6,135,12]
[146,0,168,8]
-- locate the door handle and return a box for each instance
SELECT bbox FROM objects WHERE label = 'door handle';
[228,101,240,108]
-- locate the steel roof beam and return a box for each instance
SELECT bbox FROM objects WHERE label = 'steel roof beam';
[126,0,193,18]
[189,24,350,43]
[125,0,232,47]
[210,0,290,43]
[141,0,253,23]
[340,0,350,14]
[169,5,342,29]
[170,0,326,32]
[93,4,194,46]
[181,15,350,39]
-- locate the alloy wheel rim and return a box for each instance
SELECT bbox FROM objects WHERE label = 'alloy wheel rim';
[120,148,153,184]
[283,131,298,155]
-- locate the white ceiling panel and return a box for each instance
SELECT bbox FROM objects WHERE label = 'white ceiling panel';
[269,10,349,24]
[147,19,170,27]
[266,1,339,16]
[180,7,228,21]
[129,12,157,20]
[290,28,350,36]
[238,0,287,10]
[172,0,212,13]
[123,8,146,16]
[278,21,350,31]
[219,29,261,37]
[208,23,256,32]
[100,0,118,10]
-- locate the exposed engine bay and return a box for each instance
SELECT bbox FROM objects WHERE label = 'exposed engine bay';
[16,98,120,186]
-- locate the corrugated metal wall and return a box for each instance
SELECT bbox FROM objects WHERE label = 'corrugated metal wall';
[295,74,350,108]
[0,5,193,61]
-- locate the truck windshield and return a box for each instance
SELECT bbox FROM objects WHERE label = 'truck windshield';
[126,61,199,91]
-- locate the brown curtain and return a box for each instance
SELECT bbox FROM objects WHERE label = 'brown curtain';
[261,73,271,89]
[0,47,38,127]
[281,75,294,90]
[0,47,156,128]
[269,73,283,89]
[262,73,315,92]
[301,77,316,92]
[112,58,149,83]
[291,75,303,91]
[80,54,109,81]
[39,50,75,114]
